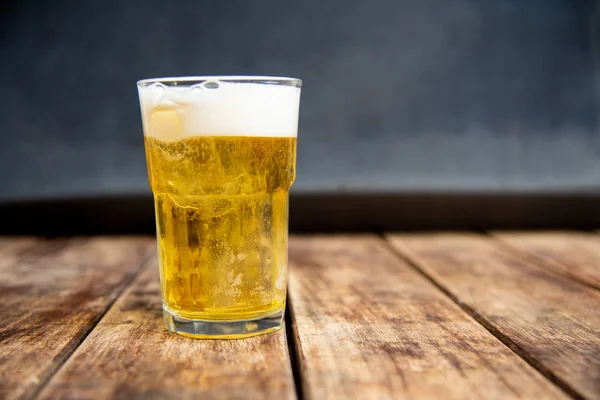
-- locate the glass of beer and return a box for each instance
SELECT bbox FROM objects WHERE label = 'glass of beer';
[137,76,301,339]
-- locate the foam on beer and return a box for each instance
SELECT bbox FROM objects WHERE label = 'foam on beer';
[138,79,300,140]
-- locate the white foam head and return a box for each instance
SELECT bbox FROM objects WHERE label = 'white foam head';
[137,76,301,140]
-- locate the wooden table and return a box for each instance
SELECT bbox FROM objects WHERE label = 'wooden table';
[1,232,599,400]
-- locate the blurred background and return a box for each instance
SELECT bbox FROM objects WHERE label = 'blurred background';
[1,0,599,232]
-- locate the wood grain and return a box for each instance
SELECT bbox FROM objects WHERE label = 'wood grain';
[38,252,296,400]
[0,237,153,400]
[287,235,565,400]
[387,233,600,400]
[492,231,600,290]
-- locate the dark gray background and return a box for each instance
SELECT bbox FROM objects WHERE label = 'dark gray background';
[1,0,599,201]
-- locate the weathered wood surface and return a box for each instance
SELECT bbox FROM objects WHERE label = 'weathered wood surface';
[387,233,600,400]
[287,235,565,400]
[38,253,296,400]
[4,233,600,400]
[493,231,600,290]
[0,237,153,400]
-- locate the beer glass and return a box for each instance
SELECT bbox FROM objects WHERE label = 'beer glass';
[137,76,301,339]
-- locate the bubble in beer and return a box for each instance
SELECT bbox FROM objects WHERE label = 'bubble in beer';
[203,81,219,89]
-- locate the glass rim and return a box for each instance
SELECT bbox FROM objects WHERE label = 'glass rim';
[137,75,302,88]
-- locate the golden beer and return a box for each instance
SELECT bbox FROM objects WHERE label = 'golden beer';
[138,76,301,338]
[145,135,296,321]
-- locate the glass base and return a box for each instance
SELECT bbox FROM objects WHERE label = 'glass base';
[163,307,284,339]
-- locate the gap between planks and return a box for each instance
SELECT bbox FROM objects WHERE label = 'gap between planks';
[285,292,305,400]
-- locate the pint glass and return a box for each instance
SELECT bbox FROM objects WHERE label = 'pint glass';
[137,76,301,338]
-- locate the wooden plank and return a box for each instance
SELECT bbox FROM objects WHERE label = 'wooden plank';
[287,235,566,400]
[492,231,600,290]
[387,233,600,400]
[0,237,153,400]
[38,252,296,400]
